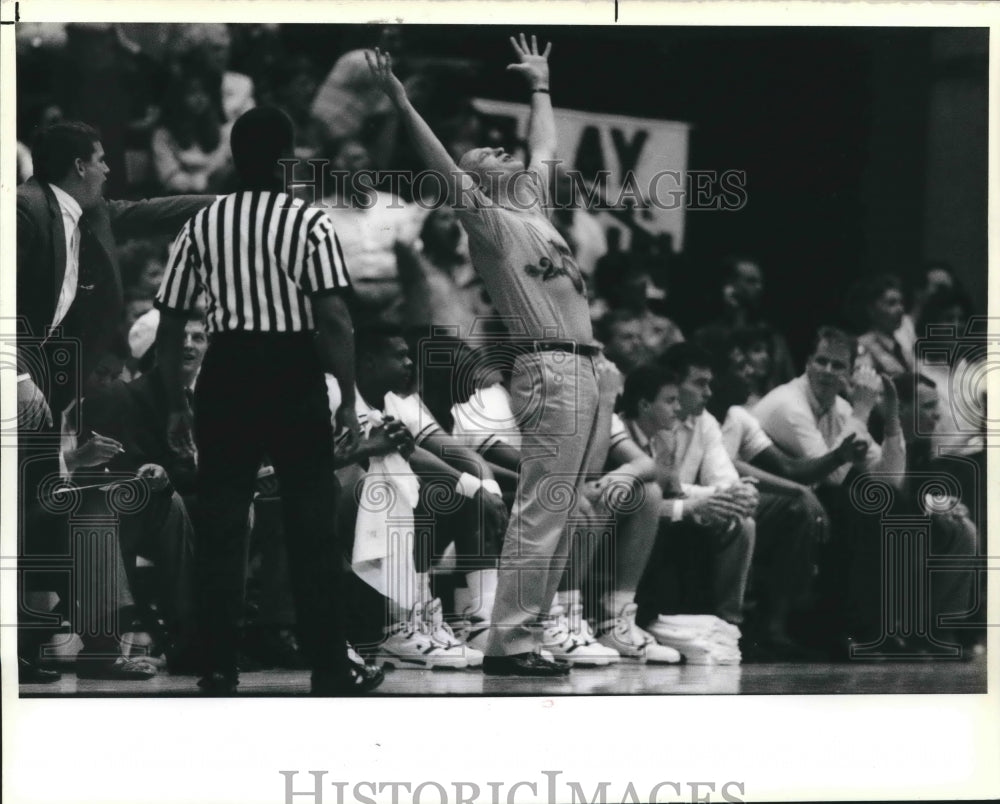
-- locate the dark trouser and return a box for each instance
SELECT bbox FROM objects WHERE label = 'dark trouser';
[751,491,821,634]
[811,482,882,643]
[119,489,197,636]
[415,482,502,574]
[248,497,297,628]
[194,332,348,678]
[636,514,755,627]
[817,483,977,646]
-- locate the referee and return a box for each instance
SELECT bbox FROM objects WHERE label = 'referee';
[155,107,383,695]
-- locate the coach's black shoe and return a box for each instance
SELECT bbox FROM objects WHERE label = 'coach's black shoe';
[483,652,571,677]
[197,671,239,695]
[19,657,62,684]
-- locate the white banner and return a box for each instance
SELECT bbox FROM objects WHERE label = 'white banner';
[473,98,691,251]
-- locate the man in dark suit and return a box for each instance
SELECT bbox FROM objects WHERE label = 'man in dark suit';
[16,121,213,682]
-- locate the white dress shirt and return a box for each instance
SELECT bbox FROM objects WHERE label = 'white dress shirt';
[49,183,83,329]
[675,410,740,497]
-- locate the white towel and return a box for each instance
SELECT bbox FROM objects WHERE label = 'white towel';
[352,408,421,609]
[648,615,743,664]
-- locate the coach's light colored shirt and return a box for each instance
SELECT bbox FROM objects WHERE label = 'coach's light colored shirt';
[454,169,592,344]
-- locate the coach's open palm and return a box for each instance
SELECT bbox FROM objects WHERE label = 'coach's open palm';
[365,48,408,106]
[507,33,552,89]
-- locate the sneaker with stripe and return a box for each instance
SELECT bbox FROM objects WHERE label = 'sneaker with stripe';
[380,602,470,670]
[425,598,483,668]
[541,606,619,667]
[595,603,682,664]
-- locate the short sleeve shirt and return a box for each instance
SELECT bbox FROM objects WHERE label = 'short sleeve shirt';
[453,169,592,343]
[721,405,774,462]
[384,391,444,446]
[450,383,522,452]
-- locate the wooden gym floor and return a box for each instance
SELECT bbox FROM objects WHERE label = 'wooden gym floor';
[20,651,987,697]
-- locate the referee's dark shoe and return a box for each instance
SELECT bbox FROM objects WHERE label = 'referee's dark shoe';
[19,657,62,684]
[483,652,571,677]
[310,642,386,695]
[310,664,385,696]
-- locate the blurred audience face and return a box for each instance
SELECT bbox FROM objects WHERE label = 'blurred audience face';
[181,319,209,377]
[333,139,372,176]
[731,261,763,309]
[806,337,852,408]
[640,382,683,432]
[924,268,954,298]
[422,207,463,255]
[643,313,674,358]
[181,77,213,118]
[604,317,649,373]
[282,69,319,119]
[138,257,166,297]
[743,337,772,385]
[906,382,942,441]
[726,345,749,380]
[868,286,905,334]
[677,365,713,419]
[618,271,651,310]
[183,24,232,74]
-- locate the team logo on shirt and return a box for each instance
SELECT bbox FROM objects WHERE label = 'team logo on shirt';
[523,240,586,296]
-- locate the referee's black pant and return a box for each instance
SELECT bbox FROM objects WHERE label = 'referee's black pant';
[194,332,348,678]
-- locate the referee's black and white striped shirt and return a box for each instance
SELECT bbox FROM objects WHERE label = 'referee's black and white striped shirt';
[155,191,351,331]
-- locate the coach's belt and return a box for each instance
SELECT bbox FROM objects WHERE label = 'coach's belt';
[523,340,603,358]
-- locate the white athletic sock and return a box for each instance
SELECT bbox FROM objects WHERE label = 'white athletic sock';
[456,568,498,620]
[416,572,432,607]
[602,590,635,624]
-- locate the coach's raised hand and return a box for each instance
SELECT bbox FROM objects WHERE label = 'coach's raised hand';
[366,48,409,107]
[507,33,552,90]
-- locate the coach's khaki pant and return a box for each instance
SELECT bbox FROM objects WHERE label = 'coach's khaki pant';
[486,352,602,657]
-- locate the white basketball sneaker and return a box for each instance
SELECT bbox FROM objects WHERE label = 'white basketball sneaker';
[425,597,483,668]
[596,603,682,664]
[380,602,469,670]
[541,606,618,667]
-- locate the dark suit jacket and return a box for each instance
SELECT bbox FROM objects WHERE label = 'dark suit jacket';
[81,366,198,496]
[16,178,212,394]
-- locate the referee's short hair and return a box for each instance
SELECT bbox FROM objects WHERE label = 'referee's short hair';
[31,121,101,183]
[231,106,294,185]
